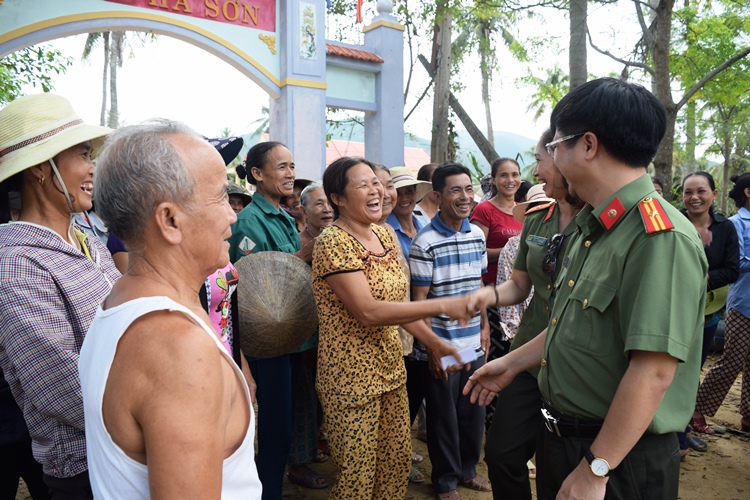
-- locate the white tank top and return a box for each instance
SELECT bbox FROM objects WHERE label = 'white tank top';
[80,296,262,499]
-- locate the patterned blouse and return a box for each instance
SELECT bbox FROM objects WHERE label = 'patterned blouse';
[313,224,408,397]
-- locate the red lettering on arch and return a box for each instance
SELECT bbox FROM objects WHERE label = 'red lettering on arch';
[106,0,275,31]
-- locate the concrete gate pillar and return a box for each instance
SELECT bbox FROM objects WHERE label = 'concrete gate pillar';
[363,1,405,168]
[270,0,327,180]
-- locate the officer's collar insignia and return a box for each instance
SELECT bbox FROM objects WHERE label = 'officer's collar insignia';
[598,197,626,230]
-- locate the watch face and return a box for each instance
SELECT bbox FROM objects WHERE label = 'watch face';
[591,458,610,477]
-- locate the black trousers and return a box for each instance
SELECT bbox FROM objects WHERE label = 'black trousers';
[537,428,680,500]
[484,370,542,500]
[42,471,92,500]
[422,357,486,493]
[405,357,428,426]
[0,440,49,500]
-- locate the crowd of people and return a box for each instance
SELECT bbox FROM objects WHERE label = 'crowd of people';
[0,77,748,500]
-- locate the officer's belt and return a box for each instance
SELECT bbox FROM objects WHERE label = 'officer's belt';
[541,401,603,439]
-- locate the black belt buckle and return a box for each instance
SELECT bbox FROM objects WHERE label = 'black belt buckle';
[541,407,561,437]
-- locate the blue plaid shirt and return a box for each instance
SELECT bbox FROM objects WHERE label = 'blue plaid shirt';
[0,222,120,478]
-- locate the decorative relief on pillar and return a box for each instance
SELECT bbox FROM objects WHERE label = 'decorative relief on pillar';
[258,33,276,54]
[299,2,317,60]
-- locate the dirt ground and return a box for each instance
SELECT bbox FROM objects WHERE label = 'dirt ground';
[14,355,750,499]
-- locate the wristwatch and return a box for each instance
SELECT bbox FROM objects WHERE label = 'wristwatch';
[584,448,612,477]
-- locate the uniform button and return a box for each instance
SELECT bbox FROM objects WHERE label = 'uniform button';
[568,280,575,287]
[545,306,549,311]
[541,358,547,366]
[608,209,618,218]
[643,196,652,202]
[551,318,557,325]
[547,284,551,290]
[584,240,592,247]
[583,299,589,307]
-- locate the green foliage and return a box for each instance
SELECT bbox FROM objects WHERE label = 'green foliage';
[518,65,568,123]
[0,45,72,104]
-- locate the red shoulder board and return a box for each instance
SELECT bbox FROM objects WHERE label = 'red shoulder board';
[638,196,674,234]
[543,203,556,222]
[598,197,626,230]
[525,202,554,217]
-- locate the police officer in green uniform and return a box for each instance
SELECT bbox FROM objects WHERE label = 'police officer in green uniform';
[473,128,584,500]
[465,78,707,499]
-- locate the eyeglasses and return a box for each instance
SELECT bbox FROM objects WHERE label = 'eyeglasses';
[545,132,585,157]
[541,233,566,275]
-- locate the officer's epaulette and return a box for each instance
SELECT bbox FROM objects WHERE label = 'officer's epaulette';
[637,196,674,234]
[524,202,555,221]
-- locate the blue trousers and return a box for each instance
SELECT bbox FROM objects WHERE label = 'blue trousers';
[249,355,293,500]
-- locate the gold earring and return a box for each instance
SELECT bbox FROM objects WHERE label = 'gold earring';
[39,176,44,186]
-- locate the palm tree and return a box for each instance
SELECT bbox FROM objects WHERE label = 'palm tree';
[82,31,154,128]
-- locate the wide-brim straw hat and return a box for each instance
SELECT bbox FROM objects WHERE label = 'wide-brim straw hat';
[0,94,113,184]
[389,166,432,202]
[705,286,729,316]
[512,184,555,222]
[234,251,318,358]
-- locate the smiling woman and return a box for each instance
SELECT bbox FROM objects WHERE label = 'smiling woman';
[0,94,120,498]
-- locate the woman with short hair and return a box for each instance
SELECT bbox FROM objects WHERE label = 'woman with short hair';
[313,157,474,499]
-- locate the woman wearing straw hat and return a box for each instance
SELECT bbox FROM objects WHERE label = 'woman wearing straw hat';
[314,157,476,499]
[386,166,433,260]
[0,94,120,498]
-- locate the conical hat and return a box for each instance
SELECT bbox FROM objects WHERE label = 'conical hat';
[234,251,318,358]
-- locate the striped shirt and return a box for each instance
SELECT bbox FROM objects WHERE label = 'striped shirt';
[409,214,486,357]
[0,222,120,478]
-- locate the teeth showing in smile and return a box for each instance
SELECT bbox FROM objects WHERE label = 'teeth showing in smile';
[81,182,93,194]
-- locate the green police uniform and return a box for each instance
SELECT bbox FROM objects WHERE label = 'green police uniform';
[512,203,578,373]
[539,174,706,431]
[484,202,580,499]
[228,191,300,263]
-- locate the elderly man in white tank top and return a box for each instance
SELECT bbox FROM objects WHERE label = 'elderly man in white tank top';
[78,119,262,499]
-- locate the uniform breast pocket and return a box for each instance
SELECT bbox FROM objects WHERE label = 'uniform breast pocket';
[559,277,617,357]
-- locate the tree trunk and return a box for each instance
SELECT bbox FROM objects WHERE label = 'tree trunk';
[650,0,676,201]
[108,32,123,129]
[684,99,696,175]
[100,33,110,127]
[431,6,452,164]
[722,126,731,212]
[479,23,494,147]
[418,55,500,165]
[569,0,588,90]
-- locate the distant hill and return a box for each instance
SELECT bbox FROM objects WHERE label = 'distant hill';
[326,122,537,177]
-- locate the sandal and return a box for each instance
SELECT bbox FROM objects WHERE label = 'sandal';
[313,449,328,463]
[690,415,715,434]
[409,466,425,484]
[412,451,424,464]
[287,466,329,490]
[437,490,461,500]
[686,435,707,452]
[460,475,492,492]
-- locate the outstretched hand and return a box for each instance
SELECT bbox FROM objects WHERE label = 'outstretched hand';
[444,294,480,327]
[466,286,495,315]
[462,357,517,406]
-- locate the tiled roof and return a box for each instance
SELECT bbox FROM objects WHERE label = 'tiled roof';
[326,43,384,63]
[326,140,430,172]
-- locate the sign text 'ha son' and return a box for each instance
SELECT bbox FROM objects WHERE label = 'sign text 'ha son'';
[106,0,276,32]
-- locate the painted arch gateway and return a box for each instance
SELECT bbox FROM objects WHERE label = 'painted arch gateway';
[0,0,406,180]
